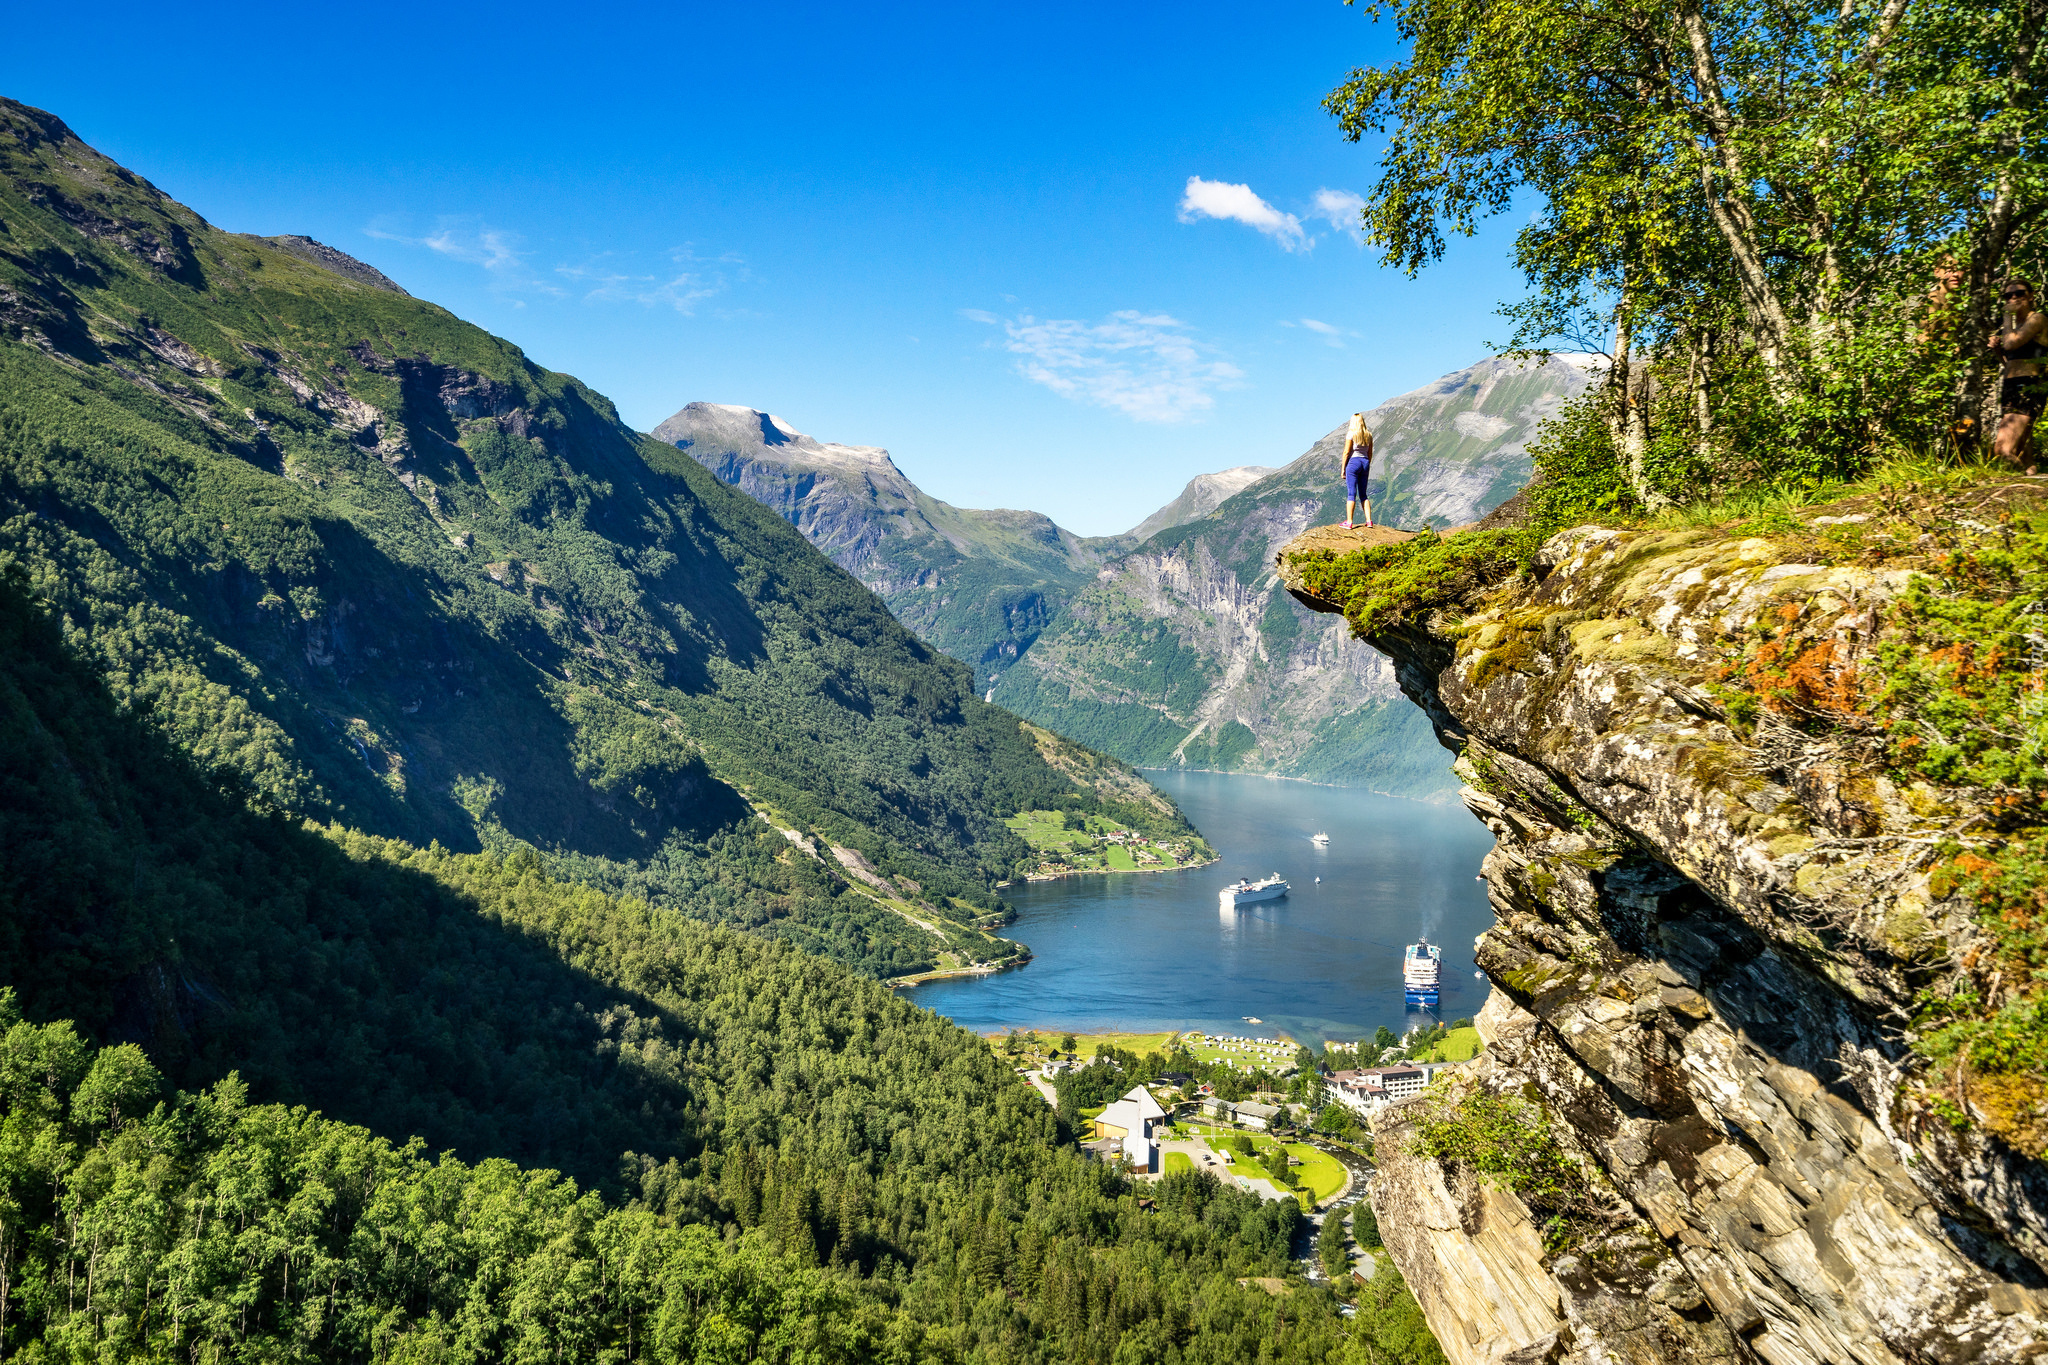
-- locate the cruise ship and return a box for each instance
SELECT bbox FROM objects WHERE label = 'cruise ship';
[1310,831,1329,846]
[1404,936,1442,1005]
[1220,874,1290,906]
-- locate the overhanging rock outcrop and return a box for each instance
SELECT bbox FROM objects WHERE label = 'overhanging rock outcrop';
[1279,523,2048,1364]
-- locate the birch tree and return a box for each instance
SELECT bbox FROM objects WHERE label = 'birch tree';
[1326,0,2047,486]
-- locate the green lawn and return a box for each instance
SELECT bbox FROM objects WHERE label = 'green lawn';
[1282,1143,1347,1201]
[1002,810,1208,875]
[1182,1035,1296,1067]
[1163,1151,1194,1175]
[1416,1027,1482,1062]
[1176,1126,1347,1203]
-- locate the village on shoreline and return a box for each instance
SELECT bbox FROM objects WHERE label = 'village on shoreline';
[999,808,1216,881]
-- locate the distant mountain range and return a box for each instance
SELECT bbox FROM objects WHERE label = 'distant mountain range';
[659,355,1595,797]
[650,402,1106,681]
[992,356,1596,796]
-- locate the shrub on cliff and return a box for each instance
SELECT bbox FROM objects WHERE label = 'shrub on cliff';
[1411,1090,1605,1251]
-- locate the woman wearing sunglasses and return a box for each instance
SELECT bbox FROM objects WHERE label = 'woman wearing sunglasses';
[1990,278,2046,472]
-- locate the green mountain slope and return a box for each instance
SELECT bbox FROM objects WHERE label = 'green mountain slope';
[0,564,1408,1361]
[991,356,1596,796]
[0,98,1182,977]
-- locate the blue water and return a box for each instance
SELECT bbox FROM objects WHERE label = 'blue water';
[910,770,1499,1046]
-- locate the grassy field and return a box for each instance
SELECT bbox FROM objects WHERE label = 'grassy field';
[988,1028,1186,1058]
[1414,1027,1482,1062]
[1005,810,1211,878]
[1179,1124,1347,1203]
[1182,1032,1296,1067]
[1163,1151,1195,1175]
[985,1026,1306,1066]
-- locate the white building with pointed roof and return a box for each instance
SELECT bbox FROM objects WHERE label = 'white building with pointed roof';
[1093,1085,1167,1173]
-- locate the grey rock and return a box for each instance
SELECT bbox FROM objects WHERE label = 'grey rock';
[256,235,410,295]
[1280,522,2048,1364]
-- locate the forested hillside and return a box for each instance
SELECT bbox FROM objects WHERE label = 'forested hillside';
[0,563,1438,1362]
[0,98,1193,978]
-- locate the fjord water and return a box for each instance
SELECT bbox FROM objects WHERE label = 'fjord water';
[912,770,1498,1045]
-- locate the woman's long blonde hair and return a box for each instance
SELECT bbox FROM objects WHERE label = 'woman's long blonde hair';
[1346,412,1370,449]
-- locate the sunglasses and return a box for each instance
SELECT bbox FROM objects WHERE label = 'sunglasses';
[2005,289,2033,299]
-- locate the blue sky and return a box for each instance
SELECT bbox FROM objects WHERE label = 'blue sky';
[8,1,1530,535]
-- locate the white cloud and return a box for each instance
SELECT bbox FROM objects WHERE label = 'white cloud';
[1299,317,1348,348]
[1277,317,1356,348]
[1178,177,1308,252]
[1310,188,1368,243]
[966,308,1244,423]
[557,246,742,315]
[366,217,565,297]
[957,308,1001,324]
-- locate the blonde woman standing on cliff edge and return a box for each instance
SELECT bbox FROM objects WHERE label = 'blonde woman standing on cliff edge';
[1340,413,1374,529]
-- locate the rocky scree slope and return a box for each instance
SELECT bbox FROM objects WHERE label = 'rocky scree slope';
[994,354,1595,796]
[1280,487,2048,1363]
[0,97,1152,978]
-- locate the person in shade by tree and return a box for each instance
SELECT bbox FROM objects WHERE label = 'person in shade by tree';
[1339,412,1375,529]
[1991,278,2046,472]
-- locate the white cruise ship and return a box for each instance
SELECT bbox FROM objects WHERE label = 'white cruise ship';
[1310,831,1330,845]
[1220,874,1290,906]
[1404,936,1442,1005]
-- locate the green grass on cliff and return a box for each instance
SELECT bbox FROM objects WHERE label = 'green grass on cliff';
[1288,528,1529,637]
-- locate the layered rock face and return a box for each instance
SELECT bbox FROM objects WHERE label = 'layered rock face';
[1281,525,2048,1363]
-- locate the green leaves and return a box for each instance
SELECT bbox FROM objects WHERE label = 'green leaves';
[1327,0,2048,488]
[67,1044,160,1134]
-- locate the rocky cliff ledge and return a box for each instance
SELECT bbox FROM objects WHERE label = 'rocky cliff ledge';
[1279,513,2048,1363]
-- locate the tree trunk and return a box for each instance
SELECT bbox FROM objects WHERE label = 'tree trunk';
[1677,0,1802,402]
[1610,300,1672,510]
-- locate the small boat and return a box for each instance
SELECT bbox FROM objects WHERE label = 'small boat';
[1311,831,1330,846]
[1221,874,1290,906]
[1404,935,1442,1006]
[1313,876,1321,884]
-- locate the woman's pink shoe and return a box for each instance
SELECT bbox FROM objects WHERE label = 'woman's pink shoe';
[1340,521,1355,529]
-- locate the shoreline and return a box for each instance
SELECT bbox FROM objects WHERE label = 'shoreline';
[889,954,1033,989]
[1138,766,1458,806]
[977,1023,1301,1049]
[1017,853,1219,884]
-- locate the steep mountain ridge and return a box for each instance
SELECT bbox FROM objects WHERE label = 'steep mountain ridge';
[652,400,1107,685]
[1119,463,1276,544]
[993,354,1597,794]
[0,97,1183,979]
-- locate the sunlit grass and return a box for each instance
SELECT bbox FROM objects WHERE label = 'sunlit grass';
[1639,450,2012,531]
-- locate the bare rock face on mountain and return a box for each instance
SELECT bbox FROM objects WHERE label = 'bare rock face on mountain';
[254,235,410,295]
[1119,464,1276,545]
[1278,520,2048,1364]
[991,354,1597,795]
[651,402,1104,683]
